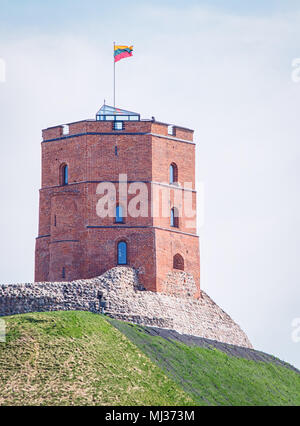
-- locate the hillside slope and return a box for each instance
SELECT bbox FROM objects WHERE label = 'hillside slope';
[110,319,300,406]
[0,311,190,406]
[0,311,299,406]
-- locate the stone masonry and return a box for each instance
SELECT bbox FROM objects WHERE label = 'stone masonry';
[0,267,252,349]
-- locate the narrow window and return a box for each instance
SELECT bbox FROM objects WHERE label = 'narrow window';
[113,121,124,131]
[171,207,179,228]
[115,205,124,223]
[62,267,66,279]
[170,164,174,184]
[173,254,184,271]
[117,241,127,265]
[63,165,68,185]
[63,124,69,135]
[170,163,178,184]
[168,125,175,136]
[60,164,69,186]
[54,215,57,227]
[115,145,118,156]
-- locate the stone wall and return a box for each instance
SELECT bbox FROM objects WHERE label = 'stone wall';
[0,267,252,349]
[160,270,198,298]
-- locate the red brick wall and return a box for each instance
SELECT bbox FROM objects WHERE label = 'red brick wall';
[151,136,196,187]
[49,241,82,282]
[35,237,50,282]
[87,134,152,182]
[83,228,157,291]
[35,118,200,296]
[41,136,87,188]
[155,228,200,298]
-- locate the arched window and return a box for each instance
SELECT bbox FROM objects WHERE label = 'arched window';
[115,205,124,223]
[169,163,178,184]
[171,207,179,228]
[173,254,184,271]
[117,241,127,265]
[60,164,68,186]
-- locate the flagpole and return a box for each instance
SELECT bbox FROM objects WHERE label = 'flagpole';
[113,41,116,108]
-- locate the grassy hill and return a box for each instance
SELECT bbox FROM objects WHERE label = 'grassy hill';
[0,311,299,406]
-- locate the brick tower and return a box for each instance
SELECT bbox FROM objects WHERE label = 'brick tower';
[35,105,200,297]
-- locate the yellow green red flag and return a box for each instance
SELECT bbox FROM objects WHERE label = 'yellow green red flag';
[114,45,133,62]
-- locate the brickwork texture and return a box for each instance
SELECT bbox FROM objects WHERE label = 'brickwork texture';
[35,117,200,295]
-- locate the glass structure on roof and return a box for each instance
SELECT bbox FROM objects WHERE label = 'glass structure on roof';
[96,104,140,121]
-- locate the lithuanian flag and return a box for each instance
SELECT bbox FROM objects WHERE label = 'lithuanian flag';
[114,45,133,63]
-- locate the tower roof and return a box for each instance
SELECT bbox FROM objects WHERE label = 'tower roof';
[96,104,140,121]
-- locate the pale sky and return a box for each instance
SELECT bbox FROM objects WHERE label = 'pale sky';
[0,0,299,369]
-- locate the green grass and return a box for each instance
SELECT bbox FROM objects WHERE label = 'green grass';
[0,311,191,406]
[0,311,299,406]
[109,319,300,406]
